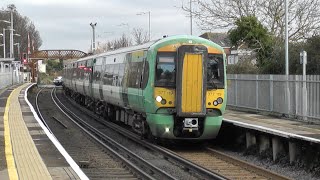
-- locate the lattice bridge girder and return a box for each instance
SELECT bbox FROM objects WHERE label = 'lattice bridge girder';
[30,50,87,59]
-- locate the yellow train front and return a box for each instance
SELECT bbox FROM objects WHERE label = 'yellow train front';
[145,36,227,140]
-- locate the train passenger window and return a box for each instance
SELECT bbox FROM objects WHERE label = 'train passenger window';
[155,52,175,87]
[94,65,102,82]
[103,65,113,85]
[207,54,224,89]
[118,64,125,86]
[141,61,149,89]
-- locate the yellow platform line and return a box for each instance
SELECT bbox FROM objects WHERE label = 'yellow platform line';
[4,88,19,180]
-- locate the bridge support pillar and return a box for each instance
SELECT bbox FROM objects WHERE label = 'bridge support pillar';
[272,137,284,161]
[246,132,256,148]
[289,141,301,164]
[259,135,270,153]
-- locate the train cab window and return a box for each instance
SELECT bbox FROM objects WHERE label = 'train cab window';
[207,54,224,89]
[155,52,175,87]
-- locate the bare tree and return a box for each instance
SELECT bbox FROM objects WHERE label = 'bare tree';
[132,28,149,45]
[182,0,320,41]
[0,4,42,58]
[95,33,132,52]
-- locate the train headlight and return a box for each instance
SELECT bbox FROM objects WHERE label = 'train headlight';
[156,96,163,102]
[165,127,170,133]
[213,100,218,106]
[217,97,223,104]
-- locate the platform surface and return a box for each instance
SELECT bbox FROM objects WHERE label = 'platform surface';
[0,84,80,180]
[224,109,320,144]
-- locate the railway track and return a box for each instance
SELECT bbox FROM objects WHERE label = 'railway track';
[173,147,290,180]
[35,87,141,180]
[53,87,225,180]
[53,87,291,180]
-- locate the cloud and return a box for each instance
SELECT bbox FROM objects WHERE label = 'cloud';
[3,0,203,52]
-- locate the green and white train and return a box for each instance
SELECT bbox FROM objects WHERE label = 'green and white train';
[63,35,226,140]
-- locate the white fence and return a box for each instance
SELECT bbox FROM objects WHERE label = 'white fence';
[0,72,23,89]
[227,74,320,122]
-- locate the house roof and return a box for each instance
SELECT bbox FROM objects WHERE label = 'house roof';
[199,32,231,47]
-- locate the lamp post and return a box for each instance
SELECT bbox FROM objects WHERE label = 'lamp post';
[137,11,151,41]
[0,33,3,58]
[90,22,97,53]
[14,43,20,59]
[0,21,11,58]
[8,5,15,59]
[13,33,20,58]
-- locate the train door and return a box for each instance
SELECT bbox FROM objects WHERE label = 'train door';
[176,45,207,117]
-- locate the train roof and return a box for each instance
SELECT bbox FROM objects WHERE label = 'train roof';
[70,35,224,64]
[73,39,159,63]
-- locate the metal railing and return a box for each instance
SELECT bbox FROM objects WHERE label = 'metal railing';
[227,74,320,122]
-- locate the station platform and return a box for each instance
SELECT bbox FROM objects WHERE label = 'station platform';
[0,83,84,180]
[223,109,320,144]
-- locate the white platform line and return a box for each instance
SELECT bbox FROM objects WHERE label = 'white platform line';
[24,83,89,180]
[223,118,320,144]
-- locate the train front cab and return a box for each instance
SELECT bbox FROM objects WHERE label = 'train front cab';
[147,39,226,140]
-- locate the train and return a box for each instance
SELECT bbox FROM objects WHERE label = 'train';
[63,35,227,140]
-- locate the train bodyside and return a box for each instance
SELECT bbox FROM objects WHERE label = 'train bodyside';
[63,35,227,140]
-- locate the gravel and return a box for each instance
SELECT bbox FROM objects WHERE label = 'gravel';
[214,123,320,180]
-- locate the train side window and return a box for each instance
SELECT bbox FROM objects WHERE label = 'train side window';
[118,63,125,86]
[141,61,149,89]
[128,62,139,88]
[104,65,113,85]
[112,64,120,86]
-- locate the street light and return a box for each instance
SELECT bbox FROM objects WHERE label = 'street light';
[90,22,97,53]
[0,33,3,58]
[14,43,20,59]
[137,11,151,41]
[0,20,10,24]
[0,20,10,58]
[8,5,15,59]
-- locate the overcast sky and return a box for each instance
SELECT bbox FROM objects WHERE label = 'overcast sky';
[1,0,205,52]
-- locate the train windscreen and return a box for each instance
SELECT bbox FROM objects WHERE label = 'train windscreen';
[155,52,176,87]
[207,54,224,89]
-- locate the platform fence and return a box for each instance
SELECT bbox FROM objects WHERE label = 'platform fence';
[0,72,22,89]
[227,74,320,123]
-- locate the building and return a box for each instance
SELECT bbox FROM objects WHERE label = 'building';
[199,32,256,65]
